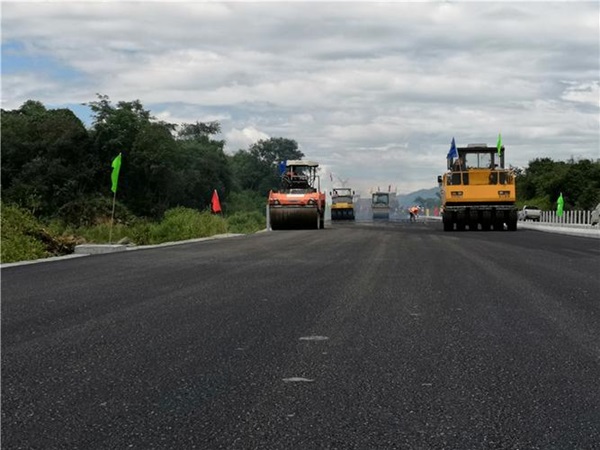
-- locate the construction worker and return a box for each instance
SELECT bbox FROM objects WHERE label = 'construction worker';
[409,206,419,222]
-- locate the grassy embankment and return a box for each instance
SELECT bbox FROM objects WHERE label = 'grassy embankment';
[0,203,265,264]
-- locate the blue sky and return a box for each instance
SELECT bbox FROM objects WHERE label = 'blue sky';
[2,1,599,195]
[2,40,94,123]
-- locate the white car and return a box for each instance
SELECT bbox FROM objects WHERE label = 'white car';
[518,205,541,221]
[591,203,600,226]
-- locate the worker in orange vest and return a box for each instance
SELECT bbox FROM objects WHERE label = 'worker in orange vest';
[409,206,419,222]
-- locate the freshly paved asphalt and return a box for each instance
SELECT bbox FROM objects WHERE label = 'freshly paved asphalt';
[2,220,599,449]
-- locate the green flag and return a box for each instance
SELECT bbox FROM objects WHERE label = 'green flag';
[111,153,122,193]
[556,192,564,217]
[496,133,503,157]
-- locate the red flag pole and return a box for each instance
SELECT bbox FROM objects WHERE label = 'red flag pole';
[211,189,227,233]
[211,189,222,214]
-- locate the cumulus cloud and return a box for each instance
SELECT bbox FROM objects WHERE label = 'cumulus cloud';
[561,81,600,106]
[225,126,270,153]
[1,1,598,194]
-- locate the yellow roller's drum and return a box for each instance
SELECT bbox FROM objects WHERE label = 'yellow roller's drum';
[438,143,517,232]
[331,187,355,220]
[371,192,390,220]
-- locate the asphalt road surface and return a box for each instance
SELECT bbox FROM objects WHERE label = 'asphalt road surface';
[2,220,600,449]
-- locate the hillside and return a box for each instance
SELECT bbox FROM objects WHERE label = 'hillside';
[395,187,440,206]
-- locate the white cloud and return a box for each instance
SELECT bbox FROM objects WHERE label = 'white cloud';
[561,81,600,106]
[225,126,270,153]
[2,1,598,195]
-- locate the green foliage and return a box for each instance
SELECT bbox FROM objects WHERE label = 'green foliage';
[178,121,221,139]
[73,222,127,245]
[174,138,232,214]
[0,202,263,264]
[225,211,266,234]
[515,196,553,211]
[148,207,227,243]
[226,190,267,214]
[57,195,136,227]
[516,157,600,210]
[230,150,269,192]
[1,98,304,226]
[128,221,153,245]
[231,137,303,195]
[62,208,265,248]
[87,94,155,165]
[84,95,233,219]
[0,98,301,263]
[1,203,49,263]
[74,208,228,245]
[1,102,92,218]
[249,137,303,166]
[124,121,181,217]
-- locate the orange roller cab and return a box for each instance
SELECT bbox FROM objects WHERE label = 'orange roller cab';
[268,160,326,230]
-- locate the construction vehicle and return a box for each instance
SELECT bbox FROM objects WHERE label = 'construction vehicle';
[437,143,517,231]
[268,160,326,230]
[330,187,355,220]
[371,191,390,219]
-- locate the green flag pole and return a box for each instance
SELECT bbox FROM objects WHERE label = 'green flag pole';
[109,153,122,244]
[496,133,503,157]
[556,192,564,218]
[109,189,117,244]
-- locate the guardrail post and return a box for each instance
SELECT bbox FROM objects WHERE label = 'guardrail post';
[266,204,271,231]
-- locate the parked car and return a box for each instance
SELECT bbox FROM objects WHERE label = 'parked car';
[591,203,600,226]
[518,205,541,221]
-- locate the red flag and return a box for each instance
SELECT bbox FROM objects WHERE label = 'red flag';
[211,189,222,214]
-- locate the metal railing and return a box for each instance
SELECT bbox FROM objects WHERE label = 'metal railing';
[536,210,596,227]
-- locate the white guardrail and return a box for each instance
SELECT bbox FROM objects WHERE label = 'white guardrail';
[535,209,597,227]
[425,208,597,227]
[516,209,600,238]
[423,209,600,239]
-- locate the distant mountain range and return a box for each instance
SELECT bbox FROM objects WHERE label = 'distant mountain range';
[395,187,440,206]
[354,186,440,207]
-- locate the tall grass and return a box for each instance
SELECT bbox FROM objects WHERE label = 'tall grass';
[225,211,266,234]
[75,207,265,245]
[1,203,49,263]
[1,203,266,263]
[146,207,228,243]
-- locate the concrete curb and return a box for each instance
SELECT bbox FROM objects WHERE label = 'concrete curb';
[74,244,127,255]
[427,215,600,238]
[0,233,245,268]
[517,222,600,239]
[124,233,244,251]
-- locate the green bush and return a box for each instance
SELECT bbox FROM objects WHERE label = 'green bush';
[226,211,266,234]
[128,220,153,245]
[57,195,135,227]
[75,222,130,244]
[516,196,552,211]
[1,203,49,263]
[148,207,227,244]
[226,190,267,214]
[1,203,263,264]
